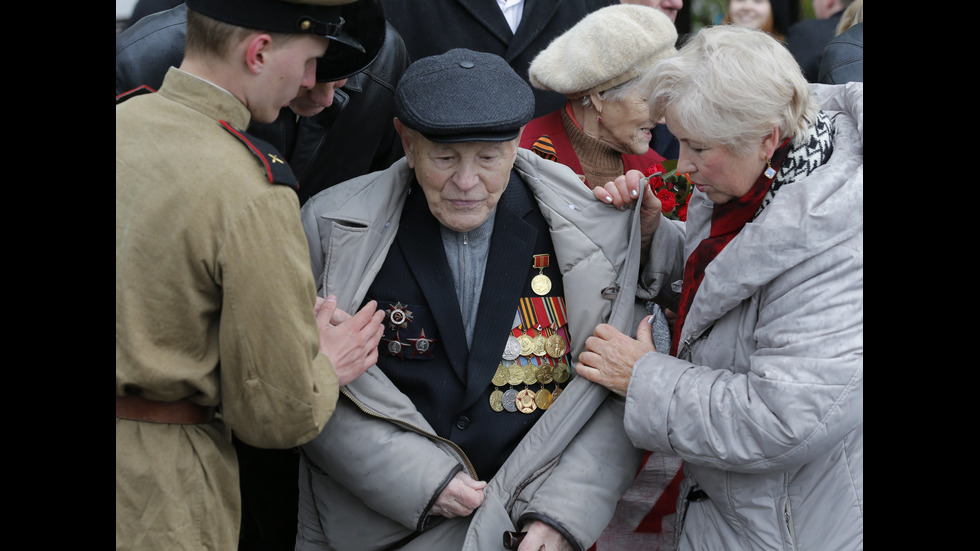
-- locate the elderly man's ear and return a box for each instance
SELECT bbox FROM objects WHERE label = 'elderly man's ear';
[393,117,416,168]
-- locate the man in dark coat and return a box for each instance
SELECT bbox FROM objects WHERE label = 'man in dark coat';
[818,21,862,84]
[786,0,853,82]
[381,0,617,118]
[116,1,409,203]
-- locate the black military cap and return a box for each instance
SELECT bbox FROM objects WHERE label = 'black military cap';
[314,0,387,82]
[186,0,388,82]
[394,48,535,143]
[186,0,365,52]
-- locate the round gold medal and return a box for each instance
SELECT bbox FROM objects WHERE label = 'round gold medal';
[507,364,525,386]
[535,363,554,384]
[518,334,534,356]
[489,389,504,412]
[532,335,547,356]
[491,364,509,387]
[516,389,537,413]
[535,388,552,410]
[531,273,552,296]
[545,334,567,358]
[522,363,538,385]
[554,360,570,383]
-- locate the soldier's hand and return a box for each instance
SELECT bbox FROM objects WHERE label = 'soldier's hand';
[316,295,385,386]
[430,471,486,519]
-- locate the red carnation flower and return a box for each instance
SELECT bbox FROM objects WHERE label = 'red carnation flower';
[656,189,676,213]
[644,163,666,191]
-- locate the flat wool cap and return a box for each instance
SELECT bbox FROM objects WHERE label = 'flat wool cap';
[394,48,535,143]
[529,4,677,98]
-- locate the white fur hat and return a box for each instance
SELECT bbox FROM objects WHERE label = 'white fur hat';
[528,4,677,98]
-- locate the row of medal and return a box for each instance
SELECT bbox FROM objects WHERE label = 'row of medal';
[489,288,572,414]
[489,352,571,413]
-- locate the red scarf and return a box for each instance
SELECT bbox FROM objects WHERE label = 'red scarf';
[669,140,791,356]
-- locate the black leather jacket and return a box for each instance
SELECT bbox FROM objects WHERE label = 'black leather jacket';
[116,4,409,205]
[818,22,863,85]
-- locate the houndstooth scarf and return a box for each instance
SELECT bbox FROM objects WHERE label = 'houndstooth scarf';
[755,110,835,218]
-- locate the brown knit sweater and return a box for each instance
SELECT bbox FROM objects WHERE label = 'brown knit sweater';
[560,109,625,189]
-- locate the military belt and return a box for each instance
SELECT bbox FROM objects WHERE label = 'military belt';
[116,395,215,424]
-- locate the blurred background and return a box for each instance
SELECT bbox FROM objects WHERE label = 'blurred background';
[116,0,817,37]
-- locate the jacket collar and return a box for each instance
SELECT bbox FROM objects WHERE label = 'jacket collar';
[684,87,863,339]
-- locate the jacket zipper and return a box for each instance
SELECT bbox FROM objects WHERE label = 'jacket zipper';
[783,499,798,550]
[678,325,712,361]
[340,387,480,479]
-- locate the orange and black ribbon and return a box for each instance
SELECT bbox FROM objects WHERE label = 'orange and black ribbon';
[531,136,558,162]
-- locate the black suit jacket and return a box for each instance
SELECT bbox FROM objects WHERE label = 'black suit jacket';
[382,0,616,118]
[365,171,569,480]
[786,11,844,83]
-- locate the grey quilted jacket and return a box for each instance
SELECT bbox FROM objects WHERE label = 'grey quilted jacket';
[632,82,863,550]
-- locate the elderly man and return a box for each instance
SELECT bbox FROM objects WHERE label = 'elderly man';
[296,48,649,551]
[115,1,388,549]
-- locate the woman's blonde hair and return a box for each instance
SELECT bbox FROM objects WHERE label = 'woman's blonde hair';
[836,0,863,35]
[641,25,817,155]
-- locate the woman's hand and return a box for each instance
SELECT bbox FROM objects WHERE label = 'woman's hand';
[593,169,663,250]
[576,316,658,396]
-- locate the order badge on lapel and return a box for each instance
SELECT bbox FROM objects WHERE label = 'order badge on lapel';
[378,301,437,359]
[386,302,413,330]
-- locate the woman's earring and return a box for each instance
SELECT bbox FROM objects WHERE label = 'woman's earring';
[763,159,776,179]
[596,115,602,122]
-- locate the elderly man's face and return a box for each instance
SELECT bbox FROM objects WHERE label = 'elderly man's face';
[395,119,518,232]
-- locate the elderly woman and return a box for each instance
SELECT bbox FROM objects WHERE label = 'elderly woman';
[579,25,863,550]
[520,4,678,191]
[520,6,684,548]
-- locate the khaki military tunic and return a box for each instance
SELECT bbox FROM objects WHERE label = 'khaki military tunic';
[116,68,338,550]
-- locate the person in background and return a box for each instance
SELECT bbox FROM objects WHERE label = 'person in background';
[722,0,783,41]
[116,0,407,204]
[123,0,182,29]
[116,1,388,550]
[380,0,617,118]
[295,48,649,551]
[580,25,863,550]
[786,0,855,82]
[818,0,862,84]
